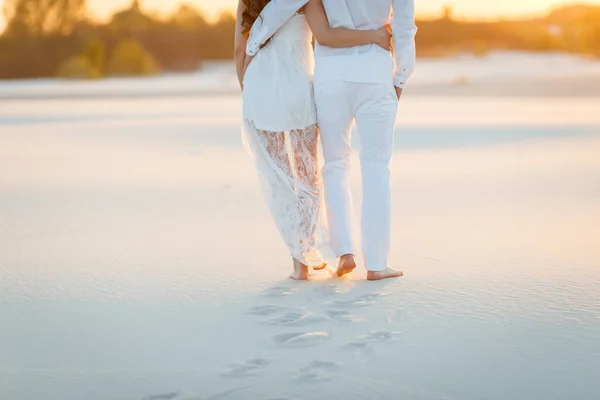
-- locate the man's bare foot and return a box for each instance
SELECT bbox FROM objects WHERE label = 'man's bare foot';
[366,266,403,281]
[336,254,356,277]
[290,259,309,280]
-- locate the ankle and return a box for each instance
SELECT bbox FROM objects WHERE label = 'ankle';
[293,259,309,270]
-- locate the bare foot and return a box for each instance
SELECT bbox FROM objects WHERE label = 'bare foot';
[313,263,327,271]
[290,259,309,280]
[336,254,356,277]
[366,266,403,281]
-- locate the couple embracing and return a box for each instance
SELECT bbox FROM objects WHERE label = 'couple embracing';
[234,0,417,281]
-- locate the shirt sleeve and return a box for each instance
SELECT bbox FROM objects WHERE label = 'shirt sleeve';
[246,0,311,56]
[391,0,418,88]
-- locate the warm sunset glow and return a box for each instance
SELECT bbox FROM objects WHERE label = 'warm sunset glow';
[183,0,600,20]
[2,0,600,29]
[90,0,600,20]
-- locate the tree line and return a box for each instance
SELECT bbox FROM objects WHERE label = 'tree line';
[0,0,599,80]
[0,0,235,79]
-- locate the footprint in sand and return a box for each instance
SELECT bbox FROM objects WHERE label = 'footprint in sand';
[222,358,271,378]
[247,305,288,316]
[311,283,351,297]
[296,360,344,383]
[327,292,385,308]
[264,311,328,327]
[362,329,403,342]
[264,286,297,297]
[273,331,331,348]
[342,340,377,361]
[326,309,363,323]
[340,329,402,363]
[301,360,343,371]
[386,308,404,324]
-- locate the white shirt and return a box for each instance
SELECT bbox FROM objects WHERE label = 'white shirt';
[246,0,417,88]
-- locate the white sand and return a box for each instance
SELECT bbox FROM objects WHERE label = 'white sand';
[3,52,600,100]
[1,55,600,399]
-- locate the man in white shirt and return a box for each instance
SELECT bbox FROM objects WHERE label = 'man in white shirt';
[246,0,417,280]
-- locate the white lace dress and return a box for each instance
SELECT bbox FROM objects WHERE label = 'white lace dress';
[242,14,327,268]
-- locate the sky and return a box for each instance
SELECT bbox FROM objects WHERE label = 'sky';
[1,0,600,29]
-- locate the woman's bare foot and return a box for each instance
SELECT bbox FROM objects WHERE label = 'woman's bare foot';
[366,266,403,281]
[336,254,356,277]
[290,259,310,280]
[313,263,327,271]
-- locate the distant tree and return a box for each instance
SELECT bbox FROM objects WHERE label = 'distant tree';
[546,5,600,56]
[54,37,105,79]
[82,37,106,74]
[169,4,208,30]
[56,54,98,79]
[83,38,106,74]
[579,10,600,57]
[3,0,87,36]
[107,39,159,76]
[109,0,157,33]
[204,12,236,59]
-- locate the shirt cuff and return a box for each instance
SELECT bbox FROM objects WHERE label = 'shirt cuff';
[246,42,259,56]
[394,73,408,89]
[246,26,268,56]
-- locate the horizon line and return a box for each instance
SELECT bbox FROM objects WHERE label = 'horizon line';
[0,2,596,32]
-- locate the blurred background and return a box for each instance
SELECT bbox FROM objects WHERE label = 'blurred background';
[1,0,600,82]
[1,2,600,400]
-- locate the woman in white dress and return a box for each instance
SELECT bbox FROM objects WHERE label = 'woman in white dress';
[234,0,391,280]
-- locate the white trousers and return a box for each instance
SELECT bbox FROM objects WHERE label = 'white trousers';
[314,80,398,271]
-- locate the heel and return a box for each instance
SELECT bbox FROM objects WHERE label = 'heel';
[290,259,309,280]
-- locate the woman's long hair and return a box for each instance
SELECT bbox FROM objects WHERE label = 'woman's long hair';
[241,0,304,38]
[241,0,271,37]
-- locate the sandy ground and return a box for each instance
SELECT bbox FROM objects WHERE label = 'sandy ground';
[3,52,600,100]
[1,62,600,399]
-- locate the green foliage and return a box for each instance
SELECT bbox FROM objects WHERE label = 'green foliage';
[107,39,159,77]
[3,0,87,36]
[169,4,208,30]
[83,37,106,74]
[2,1,600,79]
[54,37,106,79]
[109,0,156,33]
[56,54,99,79]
